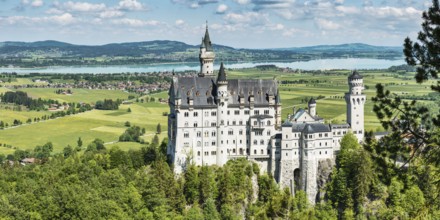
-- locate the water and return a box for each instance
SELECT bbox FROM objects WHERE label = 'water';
[0,58,405,74]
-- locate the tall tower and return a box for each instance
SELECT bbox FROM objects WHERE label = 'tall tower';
[199,23,215,77]
[345,71,366,142]
[216,62,228,166]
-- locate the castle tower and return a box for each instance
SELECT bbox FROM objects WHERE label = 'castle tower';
[199,23,215,77]
[345,71,366,142]
[308,98,316,117]
[216,62,228,166]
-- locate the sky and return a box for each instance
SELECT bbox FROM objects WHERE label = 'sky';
[0,0,433,48]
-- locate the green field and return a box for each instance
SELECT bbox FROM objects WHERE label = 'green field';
[0,96,168,155]
[0,69,436,156]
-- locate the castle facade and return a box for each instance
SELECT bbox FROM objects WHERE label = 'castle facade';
[167,26,365,203]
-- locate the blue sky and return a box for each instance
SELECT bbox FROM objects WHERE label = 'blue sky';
[0,0,432,48]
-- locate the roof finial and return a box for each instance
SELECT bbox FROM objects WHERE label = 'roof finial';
[206,20,208,30]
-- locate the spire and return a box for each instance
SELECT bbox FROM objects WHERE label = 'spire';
[217,62,227,83]
[308,98,316,105]
[349,70,363,80]
[204,21,212,51]
[200,37,205,48]
[175,86,181,99]
[275,88,281,104]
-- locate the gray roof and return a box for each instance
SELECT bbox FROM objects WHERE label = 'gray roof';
[200,37,205,48]
[291,123,331,133]
[308,98,316,105]
[303,124,331,133]
[203,25,213,52]
[171,76,278,108]
[349,70,363,80]
[330,124,350,129]
[217,62,227,82]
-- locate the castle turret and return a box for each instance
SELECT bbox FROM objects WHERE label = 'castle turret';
[308,98,316,117]
[216,62,228,166]
[199,23,215,77]
[345,71,366,141]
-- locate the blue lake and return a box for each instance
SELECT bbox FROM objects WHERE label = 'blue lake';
[0,58,406,74]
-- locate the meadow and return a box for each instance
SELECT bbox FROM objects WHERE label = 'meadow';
[0,68,436,156]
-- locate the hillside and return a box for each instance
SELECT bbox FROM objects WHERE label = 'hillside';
[0,41,403,67]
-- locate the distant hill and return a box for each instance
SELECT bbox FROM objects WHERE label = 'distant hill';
[0,41,403,67]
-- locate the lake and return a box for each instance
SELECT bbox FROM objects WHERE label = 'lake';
[0,58,406,74]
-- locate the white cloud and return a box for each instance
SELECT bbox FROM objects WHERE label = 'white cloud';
[45,8,64,15]
[52,13,75,25]
[99,10,124,18]
[364,6,421,18]
[216,4,228,14]
[175,19,185,26]
[315,18,341,30]
[118,0,144,11]
[62,1,106,12]
[234,0,250,4]
[335,6,360,14]
[112,18,159,27]
[31,0,43,7]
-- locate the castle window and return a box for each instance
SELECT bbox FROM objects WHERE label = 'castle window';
[261,149,264,154]
[233,149,236,153]
[212,141,216,146]
[319,134,322,137]
[184,112,189,117]
[228,129,233,135]
[239,130,243,135]
[254,121,257,126]
[184,142,189,147]
[194,123,198,127]
[264,110,269,115]
[205,121,209,127]
[212,131,216,137]
[221,120,224,125]
[254,110,260,115]
[204,131,209,137]
[212,151,216,155]
[205,112,209,117]
[267,121,271,126]
[325,133,328,137]
[184,132,189,138]
[295,151,297,155]
[254,150,257,154]
[245,110,250,115]
[198,151,200,156]
[197,132,201,137]
[205,142,209,147]
[239,121,243,125]
[235,110,240,115]
[184,122,189,127]
[260,140,264,145]
[197,141,201,147]
[253,140,257,145]
[211,122,216,127]
[227,110,230,115]
[194,112,198,117]
[240,140,242,144]
[320,151,322,155]
[211,111,217,116]
[309,135,312,138]
[325,151,327,154]
[205,152,209,156]
[267,131,271,136]
[233,121,236,125]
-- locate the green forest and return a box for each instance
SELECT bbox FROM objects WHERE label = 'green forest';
[0,131,438,219]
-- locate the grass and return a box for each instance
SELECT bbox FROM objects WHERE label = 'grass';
[0,101,168,154]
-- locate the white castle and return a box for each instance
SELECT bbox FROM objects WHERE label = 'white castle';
[167,26,365,203]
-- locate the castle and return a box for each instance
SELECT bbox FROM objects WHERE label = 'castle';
[167,25,365,203]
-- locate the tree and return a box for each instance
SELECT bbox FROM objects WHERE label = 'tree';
[156,123,161,134]
[77,137,83,148]
[404,0,440,92]
[63,145,74,157]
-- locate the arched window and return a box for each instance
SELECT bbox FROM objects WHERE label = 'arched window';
[260,140,264,145]
[204,131,209,137]
[197,131,201,137]
[267,121,271,126]
[184,121,189,127]
[253,140,257,145]
[197,141,201,147]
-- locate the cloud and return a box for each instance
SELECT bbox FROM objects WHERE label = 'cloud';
[175,19,185,26]
[62,1,106,12]
[252,0,295,10]
[171,0,218,8]
[111,18,160,27]
[52,13,75,25]
[315,18,340,30]
[31,0,43,7]
[234,0,251,5]
[0,13,75,26]
[118,0,144,11]
[99,9,124,18]
[216,4,228,14]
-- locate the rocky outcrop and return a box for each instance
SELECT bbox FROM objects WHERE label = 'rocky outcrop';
[316,158,335,201]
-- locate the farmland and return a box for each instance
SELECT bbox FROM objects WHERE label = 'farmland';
[0,67,436,156]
